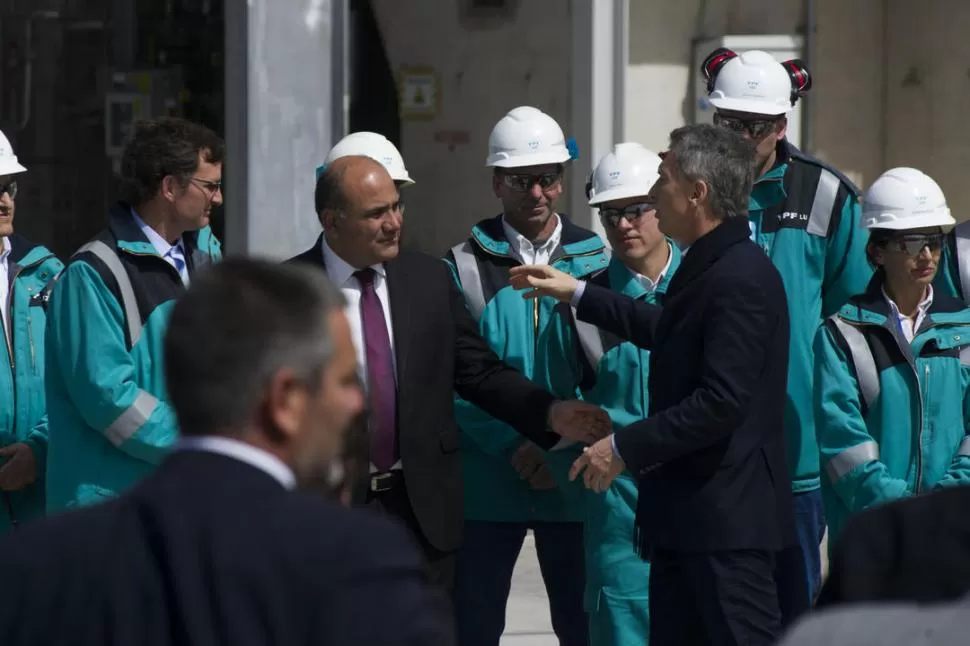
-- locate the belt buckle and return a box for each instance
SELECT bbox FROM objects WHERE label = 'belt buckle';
[370,471,396,493]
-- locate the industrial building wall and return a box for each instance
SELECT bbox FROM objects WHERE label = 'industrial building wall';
[370,0,573,256]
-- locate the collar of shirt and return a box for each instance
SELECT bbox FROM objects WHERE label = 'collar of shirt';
[320,235,386,286]
[882,284,934,332]
[176,435,296,489]
[502,214,562,265]
[0,236,10,266]
[629,242,674,292]
[130,208,185,262]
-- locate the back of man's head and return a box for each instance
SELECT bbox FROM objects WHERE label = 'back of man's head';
[667,123,757,220]
[164,257,361,478]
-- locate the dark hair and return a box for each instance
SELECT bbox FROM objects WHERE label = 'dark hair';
[314,160,353,215]
[119,117,225,206]
[667,124,757,220]
[164,257,345,437]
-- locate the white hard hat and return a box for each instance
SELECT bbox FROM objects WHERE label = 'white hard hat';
[862,167,955,231]
[486,106,571,168]
[0,129,27,176]
[323,131,414,185]
[587,143,662,207]
[704,49,807,116]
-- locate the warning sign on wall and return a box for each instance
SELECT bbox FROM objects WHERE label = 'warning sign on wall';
[398,67,439,120]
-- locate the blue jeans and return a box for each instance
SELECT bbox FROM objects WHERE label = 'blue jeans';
[775,489,826,625]
[454,521,587,646]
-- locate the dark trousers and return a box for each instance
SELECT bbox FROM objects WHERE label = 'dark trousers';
[453,520,587,646]
[774,488,825,626]
[649,547,782,646]
[364,471,457,643]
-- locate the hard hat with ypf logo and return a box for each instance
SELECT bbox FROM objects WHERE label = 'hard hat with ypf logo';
[587,143,662,206]
[862,167,955,231]
[320,131,414,185]
[701,48,812,116]
[486,106,572,168]
[0,129,27,176]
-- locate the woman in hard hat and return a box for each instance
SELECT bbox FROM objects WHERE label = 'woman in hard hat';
[537,142,679,646]
[813,167,970,546]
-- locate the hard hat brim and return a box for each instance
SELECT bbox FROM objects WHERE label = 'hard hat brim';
[487,149,572,168]
[865,211,956,231]
[0,161,27,176]
[588,185,655,207]
[708,96,790,116]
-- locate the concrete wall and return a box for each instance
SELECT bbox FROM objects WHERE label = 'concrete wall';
[371,0,572,256]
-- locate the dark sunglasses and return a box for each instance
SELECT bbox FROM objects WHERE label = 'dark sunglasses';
[885,233,944,256]
[0,180,17,199]
[501,172,562,192]
[713,112,783,139]
[599,202,654,228]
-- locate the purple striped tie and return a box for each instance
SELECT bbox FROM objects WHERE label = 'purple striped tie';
[355,269,398,471]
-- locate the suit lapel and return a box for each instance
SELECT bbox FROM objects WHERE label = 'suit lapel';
[385,256,411,395]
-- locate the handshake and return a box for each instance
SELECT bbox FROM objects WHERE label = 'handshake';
[546,400,612,445]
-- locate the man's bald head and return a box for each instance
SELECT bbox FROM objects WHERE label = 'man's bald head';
[315,154,404,268]
[315,155,393,215]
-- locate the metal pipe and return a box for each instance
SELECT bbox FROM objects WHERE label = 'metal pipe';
[802,0,816,153]
[17,10,61,132]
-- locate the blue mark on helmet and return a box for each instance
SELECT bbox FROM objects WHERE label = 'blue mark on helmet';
[315,164,327,180]
[566,137,579,160]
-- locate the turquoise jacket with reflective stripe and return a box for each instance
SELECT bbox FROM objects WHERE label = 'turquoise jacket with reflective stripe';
[0,236,62,531]
[748,141,872,493]
[935,220,970,304]
[538,248,679,639]
[443,214,609,523]
[813,278,970,543]
[45,204,221,512]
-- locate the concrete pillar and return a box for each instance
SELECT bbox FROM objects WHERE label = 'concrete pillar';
[224,0,346,259]
[569,0,628,239]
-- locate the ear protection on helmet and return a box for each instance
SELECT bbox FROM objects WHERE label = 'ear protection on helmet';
[783,59,812,105]
[701,48,738,94]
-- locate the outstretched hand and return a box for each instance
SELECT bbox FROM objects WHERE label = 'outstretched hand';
[569,436,624,493]
[547,400,612,445]
[508,265,579,304]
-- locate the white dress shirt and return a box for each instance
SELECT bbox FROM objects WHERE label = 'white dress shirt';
[0,237,11,340]
[502,214,563,265]
[176,435,296,489]
[884,285,934,343]
[130,209,190,286]
[320,236,401,471]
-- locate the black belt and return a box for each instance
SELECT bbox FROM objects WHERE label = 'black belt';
[369,470,404,494]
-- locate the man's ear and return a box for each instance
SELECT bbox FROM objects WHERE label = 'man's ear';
[161,175,182,203]
[690,179,709,206]
[320,209,338,232]
[265,367,308,442]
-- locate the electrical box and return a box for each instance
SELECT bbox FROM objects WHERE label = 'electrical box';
[692,35,804,149]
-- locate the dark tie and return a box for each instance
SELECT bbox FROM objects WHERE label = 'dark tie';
[355,268,398,470]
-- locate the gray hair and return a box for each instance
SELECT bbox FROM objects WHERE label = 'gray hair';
[164,257,346,438]
[667,124,757,220]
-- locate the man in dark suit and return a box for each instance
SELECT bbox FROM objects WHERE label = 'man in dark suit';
[510,124,797,646]
[818,485,970,606]
[0,257,452,646]
[288,155,609,591]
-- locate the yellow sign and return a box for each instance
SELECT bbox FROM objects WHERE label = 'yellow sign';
[398,67,439,120]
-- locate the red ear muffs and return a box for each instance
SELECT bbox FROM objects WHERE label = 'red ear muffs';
[701,48,738,94]
[783,59,812,105]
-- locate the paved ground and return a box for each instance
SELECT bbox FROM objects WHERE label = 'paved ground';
[501,533,557,645]
[498,530,831,645]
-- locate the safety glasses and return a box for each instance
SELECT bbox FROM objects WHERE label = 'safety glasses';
[501,172,562,192]
[0,181,17,200]
[713,112,783,139]
[599,202,654,228]
[888,232,944,256]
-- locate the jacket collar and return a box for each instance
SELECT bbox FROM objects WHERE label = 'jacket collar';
[470,213,604,258]
[608,241,680,300]
[839,273,969,325]
[108,201,204,260]
[665,217,751,296]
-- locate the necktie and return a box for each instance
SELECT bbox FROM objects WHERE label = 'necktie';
[169,247,189,286]
[355,268,398,470]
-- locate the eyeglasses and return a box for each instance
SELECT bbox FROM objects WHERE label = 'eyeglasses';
[501,172,562,192]
[190,177,222,196]
[713,112,783,139]
[599,202,654,228]
[0,181,17,200]
[886,233,944,256]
